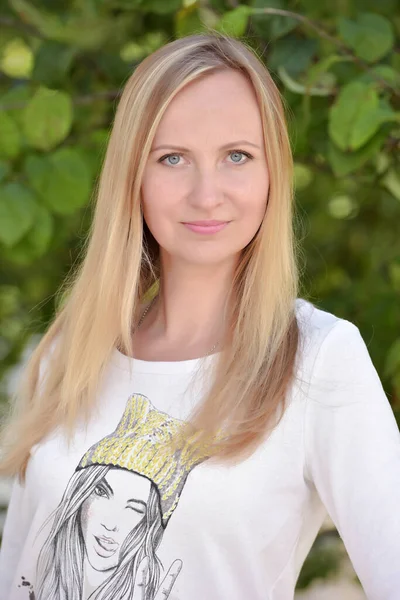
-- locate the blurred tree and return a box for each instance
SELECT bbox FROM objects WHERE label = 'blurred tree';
[0,0,399,587]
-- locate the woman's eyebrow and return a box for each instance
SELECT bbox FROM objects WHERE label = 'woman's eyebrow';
[151,140,261,153]
[101,480,113,495]
[127,498,147,507]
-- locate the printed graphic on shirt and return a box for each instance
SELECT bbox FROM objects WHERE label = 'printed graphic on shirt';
[18,576,34,600]
[27,393,213,600]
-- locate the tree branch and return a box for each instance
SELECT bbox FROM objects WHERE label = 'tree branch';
[73,90,122,106]
[251,8,399,97]
[1,7,398,102]
[0,15,45,39]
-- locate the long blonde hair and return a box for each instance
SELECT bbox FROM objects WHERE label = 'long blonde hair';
[1,32,299,477]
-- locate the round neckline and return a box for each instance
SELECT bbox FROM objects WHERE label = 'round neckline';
[110,346,220,374]
[110,298,307,375]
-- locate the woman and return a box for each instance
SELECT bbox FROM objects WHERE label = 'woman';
[1,32,399,600]
[35,394,190,600]
[37,465,163,600]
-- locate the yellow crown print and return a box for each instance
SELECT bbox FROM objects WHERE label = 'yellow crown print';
[77,394,212,526]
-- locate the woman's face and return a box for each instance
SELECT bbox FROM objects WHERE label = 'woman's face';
[141,69,269,268]
[80,468,152,572]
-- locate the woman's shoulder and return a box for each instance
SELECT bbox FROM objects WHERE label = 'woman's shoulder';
[294,298,365,378]
[295,297,360,341]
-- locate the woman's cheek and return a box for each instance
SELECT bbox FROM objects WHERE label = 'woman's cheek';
[80,498,91,535]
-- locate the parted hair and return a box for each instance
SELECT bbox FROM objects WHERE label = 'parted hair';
[0,32,300,477]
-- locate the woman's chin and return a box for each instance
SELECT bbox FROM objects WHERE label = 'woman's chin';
[86,548,119,574]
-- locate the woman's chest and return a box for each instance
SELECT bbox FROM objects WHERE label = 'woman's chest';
[29,382,308,546]
[23,377,310,600]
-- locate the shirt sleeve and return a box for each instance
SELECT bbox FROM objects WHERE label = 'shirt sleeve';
[304,319,400,600]
[0,476,32,596]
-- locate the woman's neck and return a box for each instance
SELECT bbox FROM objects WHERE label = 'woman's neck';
[133,256,236,361]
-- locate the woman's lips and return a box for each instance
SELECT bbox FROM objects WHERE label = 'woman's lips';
[94,535,119,557]
[182,221,229,234]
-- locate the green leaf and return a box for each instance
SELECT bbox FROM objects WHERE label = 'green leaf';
[0,316,25,341]
[351,104,399,150]
[251,0,297,41]
[10,0,121,51]
[120,41,148,62]
[278,66,335,96]
[24,154,50,197]
[25,148,91,215]
[348,87,379,150]
[94,53,130,84]
[23,87,73,151]
[375,151,391,174]
[294,164,313,190]
[0,183,37,247]
[382,169,400,202]
[175,5,206,38]
[0,113,21,159]
[328,195,358,219]
[327,132,385,177]
[384,338,400,378]
[358,64,400,87]
[389,262,400,292]
[0,86,31,129]
[102,0,142,7]
[216,6,251,38]
[393,52,400,76]
[144,0,182,14]
[121,32,167,62]
[0,26,16,57]
[330,82,399,151]
[306,55,352,88]
[79,129,110,177]
[33,41,76,86]
[0,38,34,79]
[0,285,20,319]
[3,204,53,265]
[0,161,10,182]
[339,13,394,63]
[10,0,62,37]
[268,36,318,77]
[329,81,369,150]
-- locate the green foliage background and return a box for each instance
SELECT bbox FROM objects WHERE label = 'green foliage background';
[0,0,399,589]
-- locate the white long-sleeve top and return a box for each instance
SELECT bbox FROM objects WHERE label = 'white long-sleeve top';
[0,299,399,600]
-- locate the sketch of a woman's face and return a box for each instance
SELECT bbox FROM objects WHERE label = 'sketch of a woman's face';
[80,468,152,572]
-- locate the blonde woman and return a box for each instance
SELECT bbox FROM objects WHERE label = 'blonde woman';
[0,33,399,600]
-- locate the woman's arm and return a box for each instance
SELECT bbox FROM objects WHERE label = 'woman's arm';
[304,319,400,600]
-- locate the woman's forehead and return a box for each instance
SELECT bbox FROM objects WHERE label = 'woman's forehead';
[103,468,152,499]
[152,70,263,148]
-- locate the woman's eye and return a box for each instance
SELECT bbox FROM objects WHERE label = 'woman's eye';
[159,153,182,166]
[127,504,146,515]
[158,150,252,166]
[94,485,108,498]
[228,150,252,164]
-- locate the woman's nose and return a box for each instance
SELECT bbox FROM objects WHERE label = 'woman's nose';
[188,168,223,209]
[102,520,117,532]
